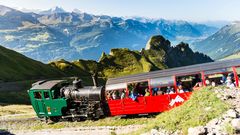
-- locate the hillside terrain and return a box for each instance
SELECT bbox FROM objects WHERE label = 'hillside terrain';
[192,22,240,60]
[0,5,217,62]
[51,35,213,78]
[0,45,64,81]
[222,51,240,60]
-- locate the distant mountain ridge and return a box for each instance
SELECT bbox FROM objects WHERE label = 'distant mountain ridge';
[0,5,218,62]
[39,6,66,15]
[192,22,240,60]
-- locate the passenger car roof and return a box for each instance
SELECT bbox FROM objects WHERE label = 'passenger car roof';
[30,80,65,90]
[106,59,240,85]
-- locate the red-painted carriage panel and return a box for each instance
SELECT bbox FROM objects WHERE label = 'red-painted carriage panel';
[107,92,192,116]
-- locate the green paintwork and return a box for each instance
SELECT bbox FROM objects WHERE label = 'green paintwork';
[28,89,67,118]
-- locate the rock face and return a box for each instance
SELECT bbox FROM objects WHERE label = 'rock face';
[143,35,213,68]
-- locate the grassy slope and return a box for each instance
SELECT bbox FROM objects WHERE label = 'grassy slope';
[131,87,229,135]
[221,52,240,60]
[99,48,158,78]
[0,45,65,81]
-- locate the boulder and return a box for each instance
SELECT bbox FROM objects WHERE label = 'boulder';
[150,129,159,135]
[226,109,237,118]
[231,118,240,131]
[188,126,207,135]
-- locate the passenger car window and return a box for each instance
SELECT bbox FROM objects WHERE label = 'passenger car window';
[34,92,42,99]
[44,92,50,99]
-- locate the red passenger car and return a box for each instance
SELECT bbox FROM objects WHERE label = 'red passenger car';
[105,59,240,116]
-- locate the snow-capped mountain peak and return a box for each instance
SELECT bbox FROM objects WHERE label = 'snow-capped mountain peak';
[0,5,14,15]
[72,8,83,14]
[39,6,66,15]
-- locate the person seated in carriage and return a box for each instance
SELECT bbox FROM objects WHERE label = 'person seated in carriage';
[178,85,189,93]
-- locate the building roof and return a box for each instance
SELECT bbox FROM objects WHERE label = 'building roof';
[30,80,65,90]
[106,59,240,85]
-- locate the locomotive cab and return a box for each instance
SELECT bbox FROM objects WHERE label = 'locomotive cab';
[28,80,68,120]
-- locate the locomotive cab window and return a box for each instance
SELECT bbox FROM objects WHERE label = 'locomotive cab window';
[44,91,50,99]
[34,92,42,99]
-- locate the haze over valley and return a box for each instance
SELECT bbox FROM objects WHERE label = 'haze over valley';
[0,5,221,62]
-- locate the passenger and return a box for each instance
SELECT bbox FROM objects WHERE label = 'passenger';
[205,77,211,86]
[192,75,201,87]
[193,82,202,90]
[112,91,117,100]
[106,92,112,100]
[120,90,126,99]
[176,78,182,86]
[221,73,227,84]
[152,87,158,96]
[129,91,137,101]
[166,86,172,93]
[168,87,175,94]
[144,88,150,96]
[211,81,216,87]
[178,85,184,93]
[226,76,235,89]
[228,72,234,79]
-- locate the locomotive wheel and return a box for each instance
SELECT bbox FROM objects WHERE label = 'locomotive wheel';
[72,117,80,122]
[49,116,60,122]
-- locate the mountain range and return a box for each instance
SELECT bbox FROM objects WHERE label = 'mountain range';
[0,5,218,62]
[192,22,240,60]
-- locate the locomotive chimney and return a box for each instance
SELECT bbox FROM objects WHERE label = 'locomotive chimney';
[73,78,82,89]
[92,73,98,87]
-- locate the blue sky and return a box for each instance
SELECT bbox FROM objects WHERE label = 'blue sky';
[0,0,240,22]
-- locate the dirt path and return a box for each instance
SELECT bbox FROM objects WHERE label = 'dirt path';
[12,125,144,135]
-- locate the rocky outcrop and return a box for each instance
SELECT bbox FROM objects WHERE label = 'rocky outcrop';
[188,88,240,135]
[143,35,213,68]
